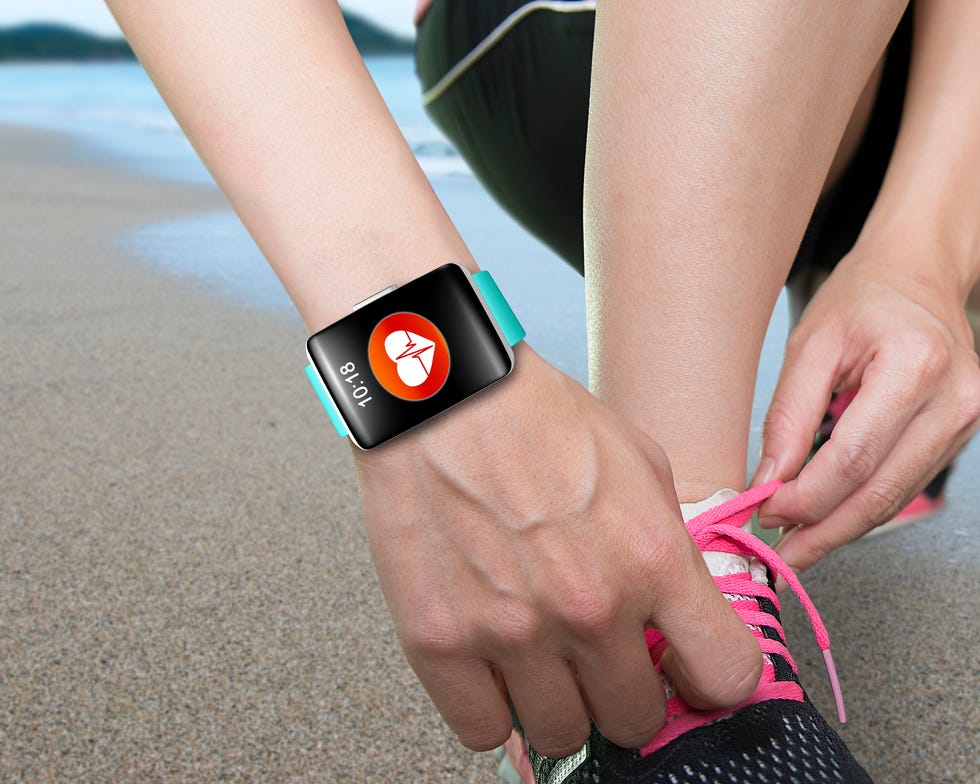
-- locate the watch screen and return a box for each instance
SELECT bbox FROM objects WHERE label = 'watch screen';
[307,264,513,448]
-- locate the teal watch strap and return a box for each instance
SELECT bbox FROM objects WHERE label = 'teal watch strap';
[305,363,348,437]
[473,270,526,347]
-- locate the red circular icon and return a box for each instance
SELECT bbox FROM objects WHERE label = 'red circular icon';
[368,312,450,401]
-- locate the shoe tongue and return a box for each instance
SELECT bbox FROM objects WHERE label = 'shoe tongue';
[680,488,754,579]
[679,488,741,523]
[702,550,753,578]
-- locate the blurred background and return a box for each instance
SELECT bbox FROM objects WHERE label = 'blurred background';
[0,0,594,385]
[2,3,975,783]
[0,5,593,780]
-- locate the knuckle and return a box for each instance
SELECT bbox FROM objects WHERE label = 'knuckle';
[860,478,909,525]
[631,531,708,617]
[801,537,833,565]
[402,604,465,660]
[640,434,673,476]
[762,401,798,442]
[952,376,980,428]
[527,723,591,759]
[835,437,879,485]
[631,529,688,591]
[555,582,618,638]
[905,335,947,381]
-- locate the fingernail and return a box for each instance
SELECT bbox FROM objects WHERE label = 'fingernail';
[757,514,787,530]
[749,457,775,488]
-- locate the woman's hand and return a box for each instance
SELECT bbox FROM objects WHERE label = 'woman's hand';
[757,237,980,572]
[355,348,762,758]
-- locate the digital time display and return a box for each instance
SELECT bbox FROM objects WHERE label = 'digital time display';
[307,264,513,449]
[337,362,373,407]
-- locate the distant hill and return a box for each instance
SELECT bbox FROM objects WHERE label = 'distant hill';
[344,12,414,55]
[0,23,134,61]
[0,13,412,62]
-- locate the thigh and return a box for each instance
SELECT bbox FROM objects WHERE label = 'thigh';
[416,0,595,273]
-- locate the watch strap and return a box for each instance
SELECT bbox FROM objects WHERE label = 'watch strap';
[305,363,348,437]
[472,269,525,347]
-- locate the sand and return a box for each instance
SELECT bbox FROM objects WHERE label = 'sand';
[1,122,977,783]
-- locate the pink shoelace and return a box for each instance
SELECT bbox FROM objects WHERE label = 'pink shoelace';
[640,480,846,756]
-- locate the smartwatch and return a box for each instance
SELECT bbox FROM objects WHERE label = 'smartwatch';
[305,263,525,449]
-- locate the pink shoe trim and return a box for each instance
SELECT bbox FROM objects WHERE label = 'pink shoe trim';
[642,680,806,754]
[861,491,945,540]
[639,481,846,757]
[895,491,944,520]
[827,388,859,421]
[818,388,858,440]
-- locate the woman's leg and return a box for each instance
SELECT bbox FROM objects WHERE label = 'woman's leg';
[585,1,911,501]
[417,4,911,782]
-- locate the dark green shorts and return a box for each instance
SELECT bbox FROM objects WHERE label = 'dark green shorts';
[415,0,912,278]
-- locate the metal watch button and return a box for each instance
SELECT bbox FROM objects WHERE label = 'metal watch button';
[352,285,397,311]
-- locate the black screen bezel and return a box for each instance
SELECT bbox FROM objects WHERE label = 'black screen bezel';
[307,264,514,448]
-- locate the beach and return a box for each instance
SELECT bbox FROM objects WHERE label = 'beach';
[1,121,977,783]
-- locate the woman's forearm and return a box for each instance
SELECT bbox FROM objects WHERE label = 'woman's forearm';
[106,0,475,331]
[860,0,980,298]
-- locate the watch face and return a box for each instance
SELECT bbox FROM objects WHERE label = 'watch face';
[307,264,514,448]
[368,312,451,401]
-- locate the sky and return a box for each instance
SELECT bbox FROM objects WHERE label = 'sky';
[0,0,414,38]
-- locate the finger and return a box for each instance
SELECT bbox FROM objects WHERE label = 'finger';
[630,441,762,709]
[659,636,763,714]
[644,534,762,710]
[759,328,839,486]
[502,657,591,759]
[571,629,667,749]
[409,655,513,752]
[761,360,921,527]
[774,418,974,574]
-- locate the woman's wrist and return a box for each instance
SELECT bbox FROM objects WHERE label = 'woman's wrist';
[353,343,557,461]
[827,230,980,358]
[851,0,980,303]
[854,210,980,304]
